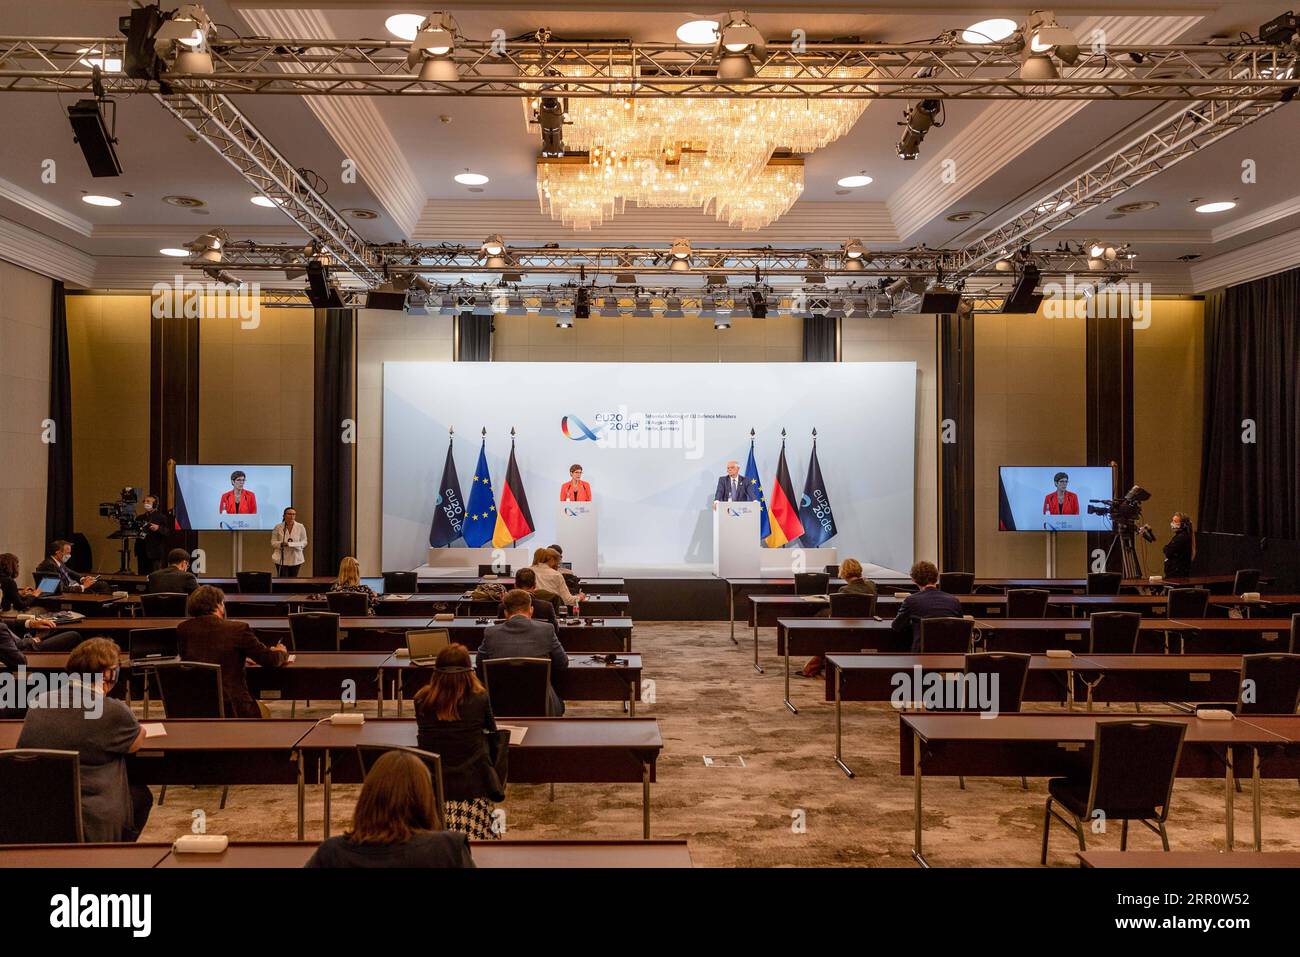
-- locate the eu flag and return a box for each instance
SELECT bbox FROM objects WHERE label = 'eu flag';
[797,437,837,547]
[461,439,497,548]
[745,438,771,542]
[428,436,466,547]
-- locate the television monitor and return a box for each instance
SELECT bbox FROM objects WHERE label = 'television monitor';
[174,464,294,531]
[998,466,1114,532]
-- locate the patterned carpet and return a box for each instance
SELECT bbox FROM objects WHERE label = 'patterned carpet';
[138,621,1300,866]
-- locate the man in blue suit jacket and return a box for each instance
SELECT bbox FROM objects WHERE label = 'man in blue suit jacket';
[477,589,569,715]
[713,460,756,504]
[891,560,964,652]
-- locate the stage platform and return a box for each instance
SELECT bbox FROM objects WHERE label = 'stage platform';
[413,562,906,621]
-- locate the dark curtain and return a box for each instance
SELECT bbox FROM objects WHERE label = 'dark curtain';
[313,308,357,572]
[1199,268,1300,539]
[801,315,837,361]
[457,313,492,360]
[45,281,74,544]
[939,312,975,572]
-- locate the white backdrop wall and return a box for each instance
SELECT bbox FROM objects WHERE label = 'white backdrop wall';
[382,361,916,575]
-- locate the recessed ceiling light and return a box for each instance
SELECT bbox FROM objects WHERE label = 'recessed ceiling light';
[159,248,189,257]
[677,20,720,45]
[163,195,206,208]
[250,195,282,208]
[77,48,122,72]
[961,19,1018,44]
[454,171,489,186]
[946,210,985,223]
[385,13,426,42]
[1195,200,1236,213]
[1115,200,1159,213]
[342,207,379,220]
[837,174,873,188]
[82,195,121,207]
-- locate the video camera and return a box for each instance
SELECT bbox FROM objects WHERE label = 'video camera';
[98,486,146,536]
[1087,485,1156,542]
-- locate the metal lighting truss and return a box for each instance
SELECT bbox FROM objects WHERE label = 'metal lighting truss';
[153,91,383,285]
[195,243,1126,279]
[2,35,1299,99]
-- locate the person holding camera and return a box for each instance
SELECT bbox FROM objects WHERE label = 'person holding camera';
[133,494,172,575]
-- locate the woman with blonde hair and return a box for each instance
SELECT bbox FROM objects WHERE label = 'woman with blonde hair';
[799,557,877,679]
[305,750,474,868]
[529,546,584,608]
[328,556,378,612]
[414,643,505,839]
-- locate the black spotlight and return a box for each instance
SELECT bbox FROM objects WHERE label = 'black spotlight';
[897,99,942,160]
[119,4,167,80]
[574,286,590,318]
[306,259,344,308]
[748,289,768,318]
[538,96,565,156]
[1001,262,1044,313]
[67,98,122,177]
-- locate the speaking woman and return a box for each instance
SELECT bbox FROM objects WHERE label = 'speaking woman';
[559,464,591,501]
[1042,472,1080,515]
[270,507,308,577]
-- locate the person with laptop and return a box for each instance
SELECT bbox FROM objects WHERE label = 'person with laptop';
[305,750,474,868]
[496,567,558,628]
[145,549,199,595]
[477,588,569,716]
[329,556,378,613]
[17,637,153,842]
[1,615,82,653]
[529,547,584,610]
[0,552,40,612]
[33,540,97,593]
[413,643,504,841]
[176,585,289,718]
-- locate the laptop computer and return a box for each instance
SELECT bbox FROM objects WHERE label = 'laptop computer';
[406,628,450,667]
[35,577,60,597]
[128,628,180,665]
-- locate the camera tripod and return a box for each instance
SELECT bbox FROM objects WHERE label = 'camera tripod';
[1103,523,1144,579]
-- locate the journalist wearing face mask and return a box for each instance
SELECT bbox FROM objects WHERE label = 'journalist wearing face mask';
[1162,512,1196,578]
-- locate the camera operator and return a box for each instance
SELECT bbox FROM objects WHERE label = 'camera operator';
[133,494,172,575]
[1163,512,1196,578]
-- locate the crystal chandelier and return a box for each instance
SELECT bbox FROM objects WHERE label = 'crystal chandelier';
[523,62,870,230]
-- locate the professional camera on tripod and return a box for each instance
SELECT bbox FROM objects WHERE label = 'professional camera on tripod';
[1086,485,1156,578]
[98,486,147,573]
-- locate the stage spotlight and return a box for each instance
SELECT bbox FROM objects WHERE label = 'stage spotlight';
[306,259,344,308]
[155,3,216,74]
[67,98,122,177]
[664,295,684,318]
[574,287,591,319]
[188,228,228,264]
[556,316,572,328]
[1020,54,1058,80]
[884,276,909,298]
[842,238,866,260]
[407,12,459,80]
[716,10,763,79]
[118,4,167,80]
[670,238,692,259]
[714,314,732,330]
[537,96,565,156]
[897,99,942,160]
[747,288,768,318]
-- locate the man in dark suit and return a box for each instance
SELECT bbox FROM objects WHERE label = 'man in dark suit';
[146,549,199,595]
[477,588,569,716]
[713,459,755,505]
[176,585,289,718]
[34,541,96,593]
[497,567,558,628]
[891,560,964,653]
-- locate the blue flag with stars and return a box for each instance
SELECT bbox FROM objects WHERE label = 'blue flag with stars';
[462,439,498,547]
[745,439,772,543]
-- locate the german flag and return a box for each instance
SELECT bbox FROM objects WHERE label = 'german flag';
[764,438,805,548]
[492,438,535,547]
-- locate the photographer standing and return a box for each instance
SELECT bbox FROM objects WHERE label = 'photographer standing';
[134,495,172,575]
[1163,512,1196,578]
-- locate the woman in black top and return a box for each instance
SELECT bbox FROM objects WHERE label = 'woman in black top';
[1163,512,1196,578]
[0,553,37,613]
[414,643,503,840]
[305,750,474,868]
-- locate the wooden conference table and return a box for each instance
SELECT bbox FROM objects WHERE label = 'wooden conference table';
[95,574,626,595]
[899,712,1300,865]
[0,717,664,840]
[824,652,1249,776]
[0,839,693,868]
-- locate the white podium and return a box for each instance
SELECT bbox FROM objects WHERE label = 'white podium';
[713,501,761,577]
[555,502,598,576]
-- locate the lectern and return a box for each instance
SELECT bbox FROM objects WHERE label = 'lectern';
[555,502,598,576]
[713,501,760,577]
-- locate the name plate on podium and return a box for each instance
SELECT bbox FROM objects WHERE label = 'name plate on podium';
[713,501,761,577]
[1042,515,1084,532]
[556,502,598,576]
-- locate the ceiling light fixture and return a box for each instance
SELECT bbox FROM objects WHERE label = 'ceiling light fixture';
[250,195,281,208]
[159,247,189,257]
[81,194,121,207]
[898,98,942,159]
[715,10,765,80]
[385,13,427,42]
[842,238,866,259]
[407,12,459,81]
[454,171,489,186]
[1195,200,1236,213]
[481,233,505,256]
[155,3,216,74]
[677,20,720,45]
[837,173,873,188]
[962,18,1018,43]
[77,48,122,73]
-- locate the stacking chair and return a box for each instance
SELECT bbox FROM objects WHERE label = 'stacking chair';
[1086,572,1122,596]
[1007,589,1050,619]
[1232,569,1262,595]
[482,657,552,717]
[382,571,418,594]
[938,572,975,595]
[289,611,340,652]
[961,652,1033,789]
[1167,587,1210,618]
[225,600,288,618]
[829,592,877,618]
[355,745,447,829]
[1082,612,1144,709]
[793,572,830,596]
[236,570,273,593]
[152,661,229,808]
[0,750,83,844]
[1041,720,1185,863]
[141,592,189,617]
[326,590,370,617]
[823,564,841,575]
[1237,654,1300,715]
[917,617,975,654]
